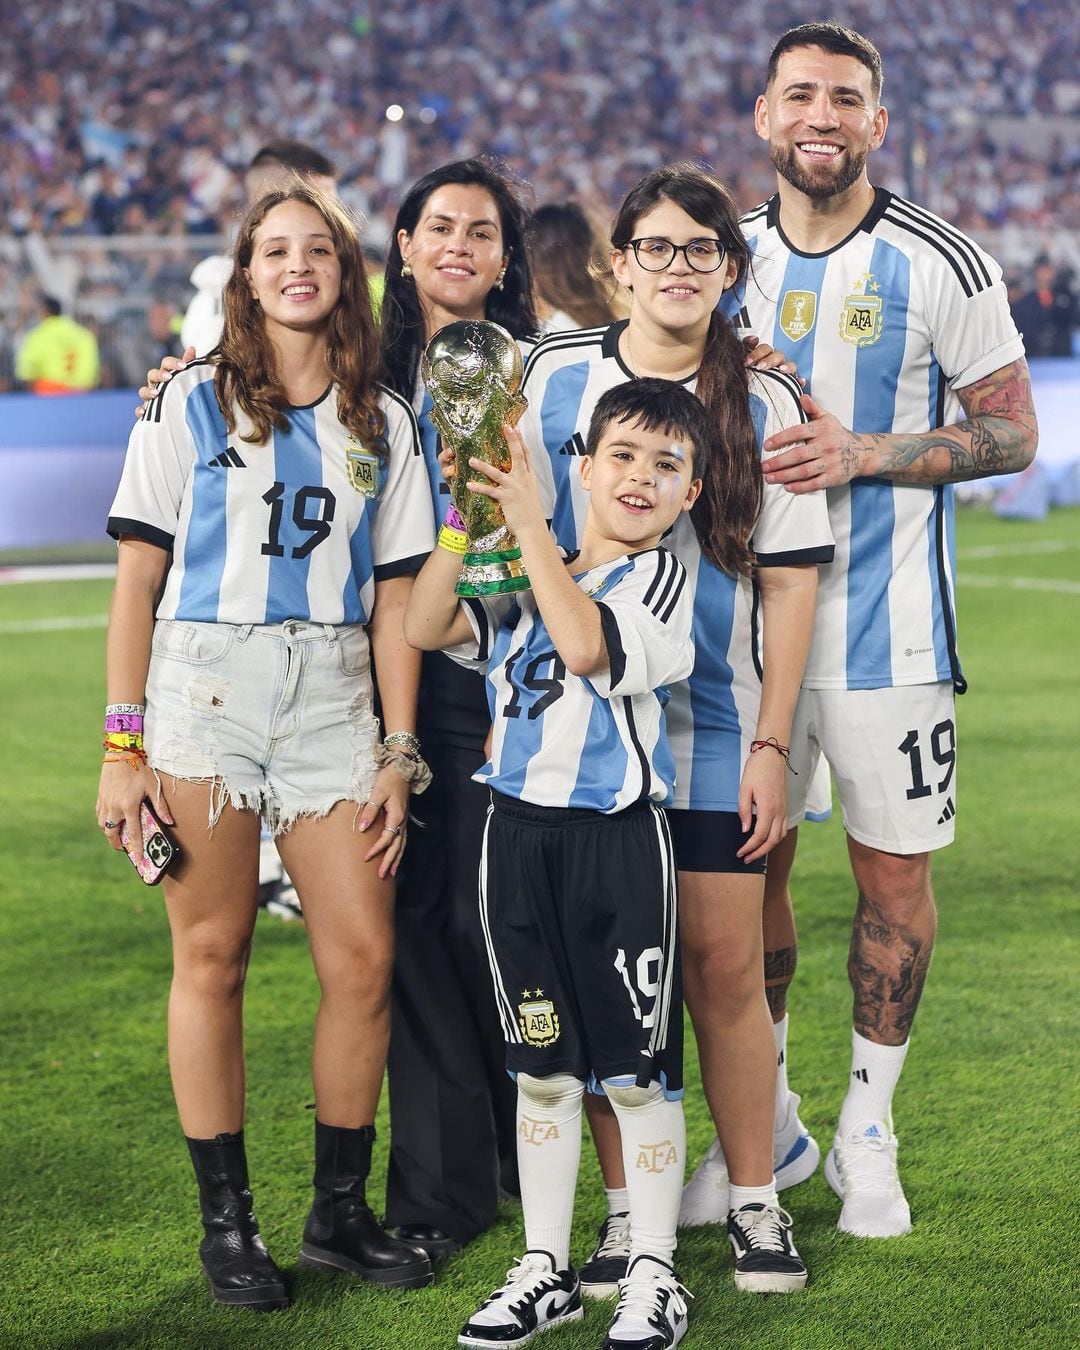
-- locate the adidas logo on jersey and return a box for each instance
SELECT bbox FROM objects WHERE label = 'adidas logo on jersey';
[208,447,247,468]
[557,432,586,457]
[937,797,956,824]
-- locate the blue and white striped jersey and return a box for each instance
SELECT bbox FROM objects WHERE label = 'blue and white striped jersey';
[451,547,694,813]
[518,321,834,812]
[108,361,434,624]
[724,188,1025,692]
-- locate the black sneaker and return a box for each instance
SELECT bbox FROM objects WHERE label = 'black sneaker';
[726,1203,808,1293]
[603,1254,690,1348]
[579,1212,630,1299]
[458,1250,583,1347]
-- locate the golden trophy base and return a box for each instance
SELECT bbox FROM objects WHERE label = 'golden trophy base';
[456,548,530,598]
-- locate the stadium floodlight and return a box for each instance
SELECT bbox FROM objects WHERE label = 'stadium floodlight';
[385,104,405,122]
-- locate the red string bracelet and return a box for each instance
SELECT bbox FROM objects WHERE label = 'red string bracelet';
[749,737,798,774]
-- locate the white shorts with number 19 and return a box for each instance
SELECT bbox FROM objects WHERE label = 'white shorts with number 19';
[786,682,957,854]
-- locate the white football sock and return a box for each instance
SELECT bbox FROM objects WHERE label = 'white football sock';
[773,1014,791,1125]
[605,1185,630,1217]
[604,1079,685,1268]
[516,1073,585,1270]
[729,1180,779,1212]
[838,1030,909,1135]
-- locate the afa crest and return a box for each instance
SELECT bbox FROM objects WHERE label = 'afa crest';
[518,991,560,1047]
[778,290,817,342]
[345,446,380,498]
[840,273,885,347]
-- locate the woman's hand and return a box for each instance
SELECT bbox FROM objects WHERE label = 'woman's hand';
[134,347,195,419]
[742,335,803,382]
[736,746,789,865]
[97,760,173,866]
[358,764,410,878]
[465,424,547,541]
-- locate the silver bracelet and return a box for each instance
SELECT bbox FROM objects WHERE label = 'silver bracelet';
[383,730,422,758]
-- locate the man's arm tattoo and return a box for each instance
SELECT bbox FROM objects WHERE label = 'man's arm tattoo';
[868,358,1037,483]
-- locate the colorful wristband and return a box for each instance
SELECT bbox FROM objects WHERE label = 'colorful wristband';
[437,524,468,555]
[444,502,466,533]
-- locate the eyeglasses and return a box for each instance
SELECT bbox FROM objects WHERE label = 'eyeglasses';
[626,237,728,272]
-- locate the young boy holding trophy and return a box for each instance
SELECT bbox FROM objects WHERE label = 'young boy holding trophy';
[405,357,718,1350]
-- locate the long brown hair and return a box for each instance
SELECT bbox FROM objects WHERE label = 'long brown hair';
[216,183,386,452]
[531,202,617,329]
[611,165,761,576]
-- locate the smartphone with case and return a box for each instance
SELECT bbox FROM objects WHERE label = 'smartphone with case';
[119,798,181,885]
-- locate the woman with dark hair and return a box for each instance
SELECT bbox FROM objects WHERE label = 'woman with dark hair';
[515,164,834,1338]
[98,184,436,1309]
[377,159,542,1259]
[530,201,619,333]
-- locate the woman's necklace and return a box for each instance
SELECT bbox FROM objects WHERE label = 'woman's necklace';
[624,327,697,383]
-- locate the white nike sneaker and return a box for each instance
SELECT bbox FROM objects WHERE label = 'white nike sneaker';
[825,1121,913,1238]
[602,1255,690,1348]
[458,1251,583,1348]
[679,1093,820,1227]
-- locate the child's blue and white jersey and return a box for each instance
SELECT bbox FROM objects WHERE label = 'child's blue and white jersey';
[518,322,834,812]
[450,547,693,813]
[411,338,537,526]
[108,361,434,624]
[724,188,1025,692]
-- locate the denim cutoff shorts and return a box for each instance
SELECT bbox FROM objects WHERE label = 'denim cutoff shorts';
[144,618,380,834]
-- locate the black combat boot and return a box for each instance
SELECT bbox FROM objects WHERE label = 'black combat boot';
[185,1131,290,1311]
[299,1121,433,1289]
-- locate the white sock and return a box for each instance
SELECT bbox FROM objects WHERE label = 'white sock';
[516,1074,584,1270]
[729,1180,779,1212]
[605,1080,685,1268]
[773,1015,791,1126]
[838,1030,909,1135]
[605,1185,630,1217]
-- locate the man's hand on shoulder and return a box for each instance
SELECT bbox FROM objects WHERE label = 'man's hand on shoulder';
[762,394,868,493]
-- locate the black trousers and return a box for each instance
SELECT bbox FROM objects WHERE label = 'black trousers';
[385,726,519,1246]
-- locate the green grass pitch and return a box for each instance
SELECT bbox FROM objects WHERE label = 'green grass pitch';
[1,507,1076,1349]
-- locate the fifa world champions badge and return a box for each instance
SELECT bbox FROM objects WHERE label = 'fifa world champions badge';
[518,990,560,1047]
[422,319,531,597]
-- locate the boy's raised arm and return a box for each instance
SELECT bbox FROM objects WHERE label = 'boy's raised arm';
[403,542,476,651]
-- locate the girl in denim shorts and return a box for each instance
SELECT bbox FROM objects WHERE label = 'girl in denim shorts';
[97,184,435,1310]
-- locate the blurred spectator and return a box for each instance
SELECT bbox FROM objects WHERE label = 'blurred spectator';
[1012,257,1078,357]
[148,300,184,364]
[15,295,100,393]
[530,202,619,333]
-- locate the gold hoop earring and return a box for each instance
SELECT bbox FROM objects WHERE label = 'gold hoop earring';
[494,266,507,291]
[401,261,413,279]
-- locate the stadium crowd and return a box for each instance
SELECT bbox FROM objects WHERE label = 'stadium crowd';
[2,0,1077,249]
[0,1,1076,387]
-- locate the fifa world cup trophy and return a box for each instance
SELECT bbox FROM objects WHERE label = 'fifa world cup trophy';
[421,320,531,597]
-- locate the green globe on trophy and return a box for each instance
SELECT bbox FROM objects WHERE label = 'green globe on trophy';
[421,319,531,597]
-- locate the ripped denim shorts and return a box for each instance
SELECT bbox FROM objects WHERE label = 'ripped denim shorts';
[144,619,381,835]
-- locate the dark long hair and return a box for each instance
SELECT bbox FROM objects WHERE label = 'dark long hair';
[216,183,385,452]
[531,202,617,329]
[380,158,540,402]
[611,165,761,576]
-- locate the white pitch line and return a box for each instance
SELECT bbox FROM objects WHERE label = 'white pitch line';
[956,539,1079,561]
[959,574,1080,596]
[0,614,109,634]
[0,563,116,585]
